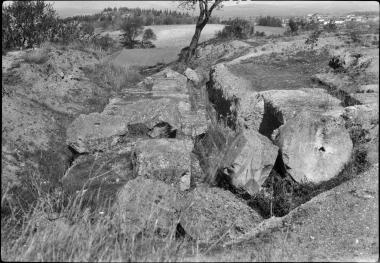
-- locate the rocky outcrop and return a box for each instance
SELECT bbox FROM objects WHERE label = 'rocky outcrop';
[60,149,134,194]
[137,68,188,100]
[115,177,184,237]
[184,68,201,85]
[180,186,263,244]
[66,97,208,153]
[207,63,264,131]
[259,88,343,138]
[273,110,353,184]
[196,40,251,63]
[221,129,279,195]
[132,138,198,191]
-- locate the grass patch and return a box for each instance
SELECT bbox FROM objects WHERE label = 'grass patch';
[83,61,143,94]
[21,48,49,64]
[1,173,194,262]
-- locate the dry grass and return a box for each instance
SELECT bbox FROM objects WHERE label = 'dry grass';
[21,46,50,64]
[84,60,143,94]
[1,173,194,262]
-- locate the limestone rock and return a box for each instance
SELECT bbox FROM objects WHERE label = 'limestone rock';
[208,63,264,131]
[132,139,198,190]
[221,129,279,195]
[273,110,353,184]
[350,93,379,105]
[67,98,180,153]
[180,187,263,244]
[259,88,343,138]
[137,68,188,99]
[115,177,184,237]
[184,68,200,85]
[61,149,134,194]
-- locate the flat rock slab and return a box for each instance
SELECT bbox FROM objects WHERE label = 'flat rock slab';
[221,129,279,195]
[138,68,188,99]
[61,149,134,194]
[180,186,263,244]
[208,63,264,131]
[259,88,343,138]
[132,138,197,191]
[273,110,353,184]
[67,97,208,153]
[114,177,184,237]
[350,93,379,105]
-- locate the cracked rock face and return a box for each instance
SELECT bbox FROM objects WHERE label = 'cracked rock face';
[66,97,207,153]
[115,177,185,237]
[208,63,264,131]
[132,138,197,191]
[273,110,353,184]
[221,129,279,195]
[180,186,263,244]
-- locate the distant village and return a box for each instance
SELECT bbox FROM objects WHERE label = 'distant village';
[234,12,380,28]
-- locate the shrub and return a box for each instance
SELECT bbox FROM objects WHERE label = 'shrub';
[288,18,298,33]
[305,30,322,49]
[215,18,254,40]
[257,16,282,27]
[255,31,266,37]
[323,21,337,32]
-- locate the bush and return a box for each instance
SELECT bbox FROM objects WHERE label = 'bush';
[288,18,299,33]
[255,31,266,37]
[257,16,282,27]
[215,18,254,40]
[2,1,59,50]
[305,30,322,49]
[119,16,144,48]
[323,21,337,32]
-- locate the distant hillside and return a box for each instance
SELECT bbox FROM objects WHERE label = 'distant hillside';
[213,1,379,18]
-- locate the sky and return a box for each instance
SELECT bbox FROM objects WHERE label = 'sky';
[5,1,378,18]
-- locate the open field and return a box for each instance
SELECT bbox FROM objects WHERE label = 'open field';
[254,25,286,35]
[108,24,225,67]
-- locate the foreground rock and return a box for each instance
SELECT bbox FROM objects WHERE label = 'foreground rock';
[208,63,264,131]
[115,177,184,237]
[180,186,263,244]
[273,110,353,184]
[221,129,279,195]
[132,138,200,191]
[61,149,134,194]
[66,97,208,153]
[259,88,342,138]
[216,164,379,262]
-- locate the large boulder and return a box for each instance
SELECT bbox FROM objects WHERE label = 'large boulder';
[132,138,201,191]
[208,63,264,131]
[66,97,208,153]
[196,40,251,62]
[114,177,184,237]
[184,68,201,85]
[273,110,353,184]
[259,88,343,138]
[221,129,279,195]
[61,148,134,194]
[180,186,263,244]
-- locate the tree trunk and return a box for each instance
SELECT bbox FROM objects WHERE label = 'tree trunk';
[182,22,207,63]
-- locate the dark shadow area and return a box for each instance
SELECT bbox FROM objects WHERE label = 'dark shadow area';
[258,102,283,139]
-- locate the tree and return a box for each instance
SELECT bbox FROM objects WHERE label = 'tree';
[2,1,58,49]
[179,0,224,63]
[142,28,157,44]
[288,18,298,34]
[119,16,144,48]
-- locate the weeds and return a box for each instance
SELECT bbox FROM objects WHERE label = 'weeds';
[84,61,143,94]
[21,47,49,64]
